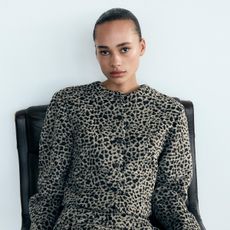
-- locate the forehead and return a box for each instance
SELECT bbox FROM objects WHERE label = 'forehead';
[94,20,138,46]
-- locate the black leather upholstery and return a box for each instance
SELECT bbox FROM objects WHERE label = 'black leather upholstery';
[15,99,205,230]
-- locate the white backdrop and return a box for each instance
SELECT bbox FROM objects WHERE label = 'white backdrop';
[0,0,229,229]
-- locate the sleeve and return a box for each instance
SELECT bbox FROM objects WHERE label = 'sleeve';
[28,90,73,230]
[152,105,201,230]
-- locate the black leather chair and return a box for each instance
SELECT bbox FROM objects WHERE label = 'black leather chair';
[15,98,206,230]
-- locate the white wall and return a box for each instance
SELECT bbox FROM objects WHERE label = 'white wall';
[0,0,229,229]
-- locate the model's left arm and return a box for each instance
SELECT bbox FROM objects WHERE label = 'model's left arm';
[152,105,201,230]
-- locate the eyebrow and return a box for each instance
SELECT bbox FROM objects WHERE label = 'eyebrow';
[95,42,131,49]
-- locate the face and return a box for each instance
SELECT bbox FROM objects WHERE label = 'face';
[94,20,146,86]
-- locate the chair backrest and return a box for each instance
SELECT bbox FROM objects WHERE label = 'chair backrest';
[15,99,205,230]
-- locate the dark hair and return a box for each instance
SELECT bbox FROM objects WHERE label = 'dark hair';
[93,8,142,41]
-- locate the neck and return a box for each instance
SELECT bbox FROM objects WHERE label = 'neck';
[101,80,140,94]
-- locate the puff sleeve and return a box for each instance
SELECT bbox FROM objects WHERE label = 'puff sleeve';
[152,106,201,230]
[28,90,73,230]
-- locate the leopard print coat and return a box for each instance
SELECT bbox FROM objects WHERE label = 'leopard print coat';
[28,81,201,230]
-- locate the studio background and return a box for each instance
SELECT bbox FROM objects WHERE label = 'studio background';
[0,0,229,229]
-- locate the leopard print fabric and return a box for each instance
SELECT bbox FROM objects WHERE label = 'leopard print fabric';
[29,81,201,230]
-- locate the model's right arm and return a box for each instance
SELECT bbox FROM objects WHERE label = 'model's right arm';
[29,90,73,230]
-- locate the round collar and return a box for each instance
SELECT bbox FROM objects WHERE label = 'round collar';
[93,81,151,99]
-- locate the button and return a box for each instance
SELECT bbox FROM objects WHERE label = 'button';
[111,187,118,192]
[116,138,123,144]
[120,180,125,185]
[110,139,116,144]
[111,204,116,209]
[111,137,123,144]
[121,95,128,101]
[116,115,123,120]
[116,137,123,144]
[120,162,126,171]
[124,121,129,128]
[105,213,113,221]
[121,150,126,154]
[112,162,119,168]
[110,204,117,213]
[117,189,124,195]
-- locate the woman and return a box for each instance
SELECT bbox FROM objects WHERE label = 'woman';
[29,8,201,230]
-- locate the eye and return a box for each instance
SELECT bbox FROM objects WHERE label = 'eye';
[121,47,130,53]
[99,50,110,56]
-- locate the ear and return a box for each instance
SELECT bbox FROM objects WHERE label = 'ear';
[139,38,146,56]
[95,46,99,60]
[94,45,97,56]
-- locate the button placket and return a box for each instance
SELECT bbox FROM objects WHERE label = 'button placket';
[109,96,128,197]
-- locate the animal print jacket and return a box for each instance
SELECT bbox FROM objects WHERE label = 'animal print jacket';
[29,81,201,230]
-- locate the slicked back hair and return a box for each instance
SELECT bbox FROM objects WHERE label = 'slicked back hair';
[93,8,142,41]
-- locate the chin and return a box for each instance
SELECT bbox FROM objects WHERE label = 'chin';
[109,78,127,84]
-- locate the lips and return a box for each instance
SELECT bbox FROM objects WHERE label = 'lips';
[110,70,126,77]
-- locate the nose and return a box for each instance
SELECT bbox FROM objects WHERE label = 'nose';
[110,53,121,68]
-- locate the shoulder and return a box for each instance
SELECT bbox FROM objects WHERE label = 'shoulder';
[147,87,185,116]
[51,81,95,102]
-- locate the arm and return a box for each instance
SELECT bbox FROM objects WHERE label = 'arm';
[152,105,201,230]
[29,90,73,230]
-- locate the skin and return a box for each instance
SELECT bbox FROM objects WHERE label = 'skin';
[94,19,146,94]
